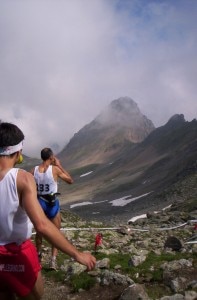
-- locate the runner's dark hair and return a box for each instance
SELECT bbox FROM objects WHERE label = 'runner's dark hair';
[41,148,53,161]
[0,122,24,147]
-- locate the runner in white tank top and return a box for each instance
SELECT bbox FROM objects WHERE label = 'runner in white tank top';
[0,168,33,245]
[0,122,96,299]
[34,165,58,195]
[31,147,74,270]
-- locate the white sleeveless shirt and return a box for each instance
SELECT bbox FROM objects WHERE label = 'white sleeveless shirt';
[0,168,33,245]
[33,165,57,195]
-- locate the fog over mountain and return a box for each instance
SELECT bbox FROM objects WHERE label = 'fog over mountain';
[96,97,153,128]
[58,97,155,168]
[1,1,197,158]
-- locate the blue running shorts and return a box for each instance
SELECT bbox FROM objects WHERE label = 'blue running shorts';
[38,197,60,219]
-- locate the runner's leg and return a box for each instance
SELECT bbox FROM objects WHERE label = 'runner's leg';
[51,211,61,258]
[18,270,44,300]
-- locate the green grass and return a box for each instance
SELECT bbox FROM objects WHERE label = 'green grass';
[70,273,97,292]
[42,268,66,282]
[95,251,197,282]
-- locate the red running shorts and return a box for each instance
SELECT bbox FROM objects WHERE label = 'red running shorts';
[0,239,41,297]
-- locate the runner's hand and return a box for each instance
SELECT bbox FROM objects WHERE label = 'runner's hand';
[75,252,96,271]
[52,157,61,167]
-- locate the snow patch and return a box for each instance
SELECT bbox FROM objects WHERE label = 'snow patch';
[80,171,93,177]
[109,192,152,207]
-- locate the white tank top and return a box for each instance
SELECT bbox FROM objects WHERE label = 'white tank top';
[0,168,33,245]
[34,165,57,195]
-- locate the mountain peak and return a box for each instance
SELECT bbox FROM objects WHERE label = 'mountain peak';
[59,97,155,168]
[110,97,138,112]
[168,114,185,123]
[166,114,185,128]
[96,97,154,129]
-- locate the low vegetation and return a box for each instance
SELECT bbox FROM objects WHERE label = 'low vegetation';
[39,222,197,299]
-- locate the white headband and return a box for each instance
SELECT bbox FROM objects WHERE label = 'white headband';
[0,141,23,156]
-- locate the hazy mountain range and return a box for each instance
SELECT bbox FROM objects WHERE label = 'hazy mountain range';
[22,97,197,222]
[59,97,155,168]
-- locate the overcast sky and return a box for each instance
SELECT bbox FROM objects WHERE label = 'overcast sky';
[0,0,196,158]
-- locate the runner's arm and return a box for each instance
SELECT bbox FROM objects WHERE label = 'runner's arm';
[52,157,73,184]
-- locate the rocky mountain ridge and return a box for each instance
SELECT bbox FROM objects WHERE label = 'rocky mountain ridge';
[57,111,197,224]
[22,98,197,226]
[21,96,197,225]
[58,97,155,168]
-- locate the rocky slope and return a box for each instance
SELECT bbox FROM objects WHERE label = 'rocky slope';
[39,191,197,300]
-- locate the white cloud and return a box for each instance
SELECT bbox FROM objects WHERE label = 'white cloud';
[0,0,196,157]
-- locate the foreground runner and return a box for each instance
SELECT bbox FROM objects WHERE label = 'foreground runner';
[0,122,96,300]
